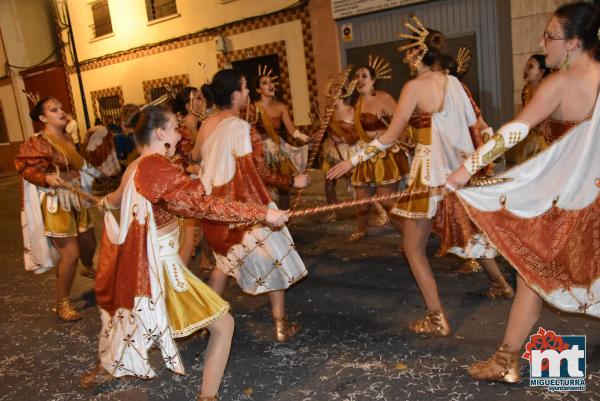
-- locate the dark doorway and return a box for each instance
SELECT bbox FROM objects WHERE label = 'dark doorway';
[232,54,282,102]
[21,62,73,132]
[345,33,479,104]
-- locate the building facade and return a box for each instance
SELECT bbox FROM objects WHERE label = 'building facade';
[0,0,575,174]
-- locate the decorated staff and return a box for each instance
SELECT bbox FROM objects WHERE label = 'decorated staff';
[292,65,355,210]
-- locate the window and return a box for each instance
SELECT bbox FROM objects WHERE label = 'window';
[150,84,184,101]
[0,101,9,143]
[90,0,112,38]
[98,95,121,125]
[145,0,177,22]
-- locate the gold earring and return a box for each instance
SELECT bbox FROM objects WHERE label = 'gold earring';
[164,142,171,158]
[560,52,570,71]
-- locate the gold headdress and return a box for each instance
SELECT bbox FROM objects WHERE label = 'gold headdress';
[396,15,429,65]
[257,64,279,84]
[141,84,177,110]
[23,89,40,105]
[368,55,392,80]
[456,46,471,76]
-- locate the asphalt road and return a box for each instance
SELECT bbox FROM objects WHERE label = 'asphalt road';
[0,172,598,401]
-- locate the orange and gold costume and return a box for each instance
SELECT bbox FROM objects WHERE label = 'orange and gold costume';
[351,97,409,186]
[96,153,266,378]
[321,119,360,174]
[15,134,94,238]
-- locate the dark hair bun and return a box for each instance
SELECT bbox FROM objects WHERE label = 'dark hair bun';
[29,97,53,123]
[202,69,243,109]
[200,83,214,108]
[422,29,446,67]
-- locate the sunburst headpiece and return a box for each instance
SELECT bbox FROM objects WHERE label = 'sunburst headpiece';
[23,90,40,106]
[368,55,392,80]
[141,84,177,110]
[456,46,471,76]
[257,64,279,84]
[396,15,429,64]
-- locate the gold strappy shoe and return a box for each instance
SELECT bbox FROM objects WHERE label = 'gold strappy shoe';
[346,231,367,242]
[457,259,483,274]
[197,396,217,401]
[79,265,96,279]
[274,316,300,342]
[408,309,451,337]
[486,276,515,299]
[53,297,82,322]
[79,363,113,389]
[369,211,389,227]
[468,345,521,383]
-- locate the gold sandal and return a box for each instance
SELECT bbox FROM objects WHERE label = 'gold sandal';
[53,297,82,322]
[197,396,217,401]
[457,259,483,274]
[486,276,515,299]
[468,345,521,383]
[346,231,367,242]
[408,309,451,337]
[79,362,113,389]
[274,316,300,342]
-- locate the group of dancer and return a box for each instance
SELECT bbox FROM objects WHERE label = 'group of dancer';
[14,1,600,399]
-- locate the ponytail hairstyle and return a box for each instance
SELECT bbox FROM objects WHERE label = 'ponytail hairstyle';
[554,2,600,61]
[201,69,243,109]
[530,54,551,78]
[29,97,55,122]
[421,29,446,67]
[437,54,458,77]
[121,103,140,130]
[171,86,198,117]
[125,105,171,146]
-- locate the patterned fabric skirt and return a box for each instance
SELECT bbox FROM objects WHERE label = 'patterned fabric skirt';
[99,228,228,378]
[433,193,498,259]
[213,205,307,294]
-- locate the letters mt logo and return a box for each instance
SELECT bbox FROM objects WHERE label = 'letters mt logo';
[522,327,586,392]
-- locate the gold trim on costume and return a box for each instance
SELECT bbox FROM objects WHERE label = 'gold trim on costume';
[256,103,281,144]
[482,134,507,165]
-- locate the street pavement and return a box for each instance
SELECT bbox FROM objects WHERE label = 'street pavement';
[0,172,598,401]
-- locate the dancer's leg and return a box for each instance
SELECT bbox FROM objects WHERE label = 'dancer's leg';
[208,268,229,296]
[480,258,514,298]
[77,229,96,277]
[402,219,440,312]
[51,236,82,321]
[200,313,234,398]
[349,186,373,240]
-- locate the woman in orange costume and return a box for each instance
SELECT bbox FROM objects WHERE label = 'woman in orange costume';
[445,2,600,383]
[79,105,288,400]
[15,97,97,322]
[251,66,309,210]
[193,69,309,342]
[346,58,409,242]
[509,54,552,163]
